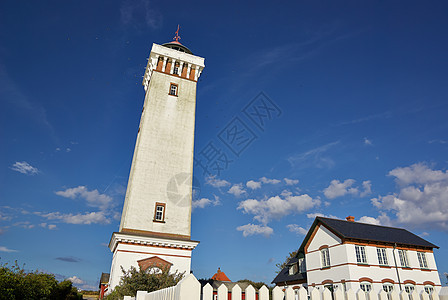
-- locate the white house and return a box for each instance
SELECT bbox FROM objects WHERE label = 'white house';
[272,216,441,296]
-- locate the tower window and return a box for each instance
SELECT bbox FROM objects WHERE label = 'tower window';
[169,83,178,96]
[173,63,180,75]
[153,202,166,222]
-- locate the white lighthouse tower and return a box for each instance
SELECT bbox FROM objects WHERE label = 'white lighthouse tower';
[107,29,205,291]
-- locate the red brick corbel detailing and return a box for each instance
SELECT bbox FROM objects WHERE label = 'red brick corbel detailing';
[359,277,373,283]
[322,280,334,285]
[423,281,436,286]
[137,256,173,271]
[381,279,395,284]
[404,280,417,285]
[319,245,329,250]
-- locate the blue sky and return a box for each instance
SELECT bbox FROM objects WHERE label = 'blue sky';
[1,0,448,290]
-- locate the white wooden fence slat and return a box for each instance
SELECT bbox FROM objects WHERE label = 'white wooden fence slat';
[259,285,269,300]
[378,290,388,300]
[323,288,332,300]
[272,286,284,300]
[245,285,256,300]
[346,289,356,300]
[232,284,242,300]
[203,283,213,300]
[389,290,399,300]
[297,286,308,300]
[439,287,448,300]
[218,284,228,300]
[310,287,321,300]
[285,286,294,300]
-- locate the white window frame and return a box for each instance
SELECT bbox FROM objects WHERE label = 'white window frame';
[321,248,331,268]
[355,245,368,264]
[398,249,409,267]
[169,83,178,96]
[360,282,372,293]
[298,258,306,273]
[382,283,394,294]
[424,285,434,295]
[377,248,389,265]
[404,284,415,294]
[154,203,165,222]
[417,252,429,269]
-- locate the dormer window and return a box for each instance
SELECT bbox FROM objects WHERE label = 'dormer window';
[288,263,297,275]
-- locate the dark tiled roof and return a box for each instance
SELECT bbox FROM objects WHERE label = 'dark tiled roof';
[315,217,438,249]
[271,258,307,284]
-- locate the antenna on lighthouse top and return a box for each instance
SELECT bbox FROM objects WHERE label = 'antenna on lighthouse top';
[173,25,181,43]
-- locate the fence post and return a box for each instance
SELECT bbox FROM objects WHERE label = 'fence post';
[310,287,321,300]
[334,287,344,300]
[389,290,399,300]
[218,284,228,300]
[346,289,355,300]
[203,283,213,300]
[232,284,242,300]
[177,273,200,300]
[272,286,283,300]
[356,289,366,300]
[440,287,448,300]
[323,288,332,300]
[297,287,308,300]
[246,285,256,300]
[259,286,269,300]
[378,290,388,300]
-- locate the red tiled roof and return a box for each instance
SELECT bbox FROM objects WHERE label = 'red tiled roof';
[211,268,231,282]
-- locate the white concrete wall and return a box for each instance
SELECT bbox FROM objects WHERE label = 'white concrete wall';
[109,242,193,291]
[120,57,201,237]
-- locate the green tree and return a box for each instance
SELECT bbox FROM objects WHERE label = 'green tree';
[0,261,82,300]
[106,265,184,300]
[236,279,270,290]
[275,250,297,273]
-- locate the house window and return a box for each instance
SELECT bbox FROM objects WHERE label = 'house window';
[404,284,415,294]
[289,263,298,275]
[298,258,306,273]
[417,252,428,269]
[398,250,409,267]
[153,203,165,222]
[321,248,330,268]
[355,245,368,264]
[424,285,434,295]
[382,283,394,294]
[169,83,178,96]
[377,248,389,265]
[324,284,334,292]
[360,282,372,293]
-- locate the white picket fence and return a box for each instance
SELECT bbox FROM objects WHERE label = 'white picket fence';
[125,274,448,300]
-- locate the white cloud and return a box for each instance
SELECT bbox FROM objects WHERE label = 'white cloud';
[372,163,448,231]
[324,179,371,199]
[286,224,308,235]
[55,186,113,210]
[306,213,340,219]
[360,181,372,197]
[358,216,381,225]
[192,195,220,209]
[10,161,39,175]
[237,223,273,237]
[388,163,448,185]
[206,176,231,188]
[246,180,261,190]
[364,137,373,145]
[14,221,34,229]
[324,179,358,199]
[284,178,299,185]
[120,0,162,29]
[39,222,57,230]
[0,246,18,253]
[67,276,84,284]
[228,184,246,197]
[238,191,320,224]
[66,148,71,152]
[40,211,110,225]
[260,177,281,184]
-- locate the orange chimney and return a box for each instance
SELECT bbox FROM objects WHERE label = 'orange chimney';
[346,216,355,222]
